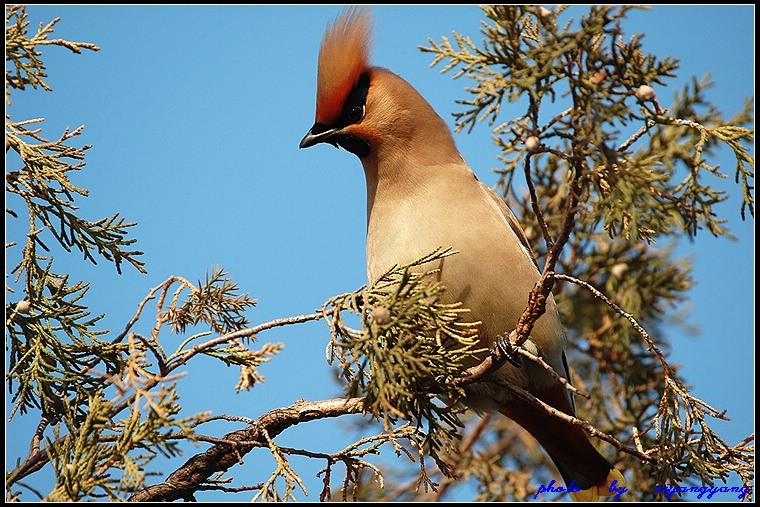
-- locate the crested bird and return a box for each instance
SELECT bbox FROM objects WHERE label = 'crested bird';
[299,7,624,501]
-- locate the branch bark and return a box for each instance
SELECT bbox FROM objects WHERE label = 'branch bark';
[129,397,364,502]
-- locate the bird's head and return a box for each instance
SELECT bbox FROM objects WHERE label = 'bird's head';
[299,7,373,157]
[299,7,460,166]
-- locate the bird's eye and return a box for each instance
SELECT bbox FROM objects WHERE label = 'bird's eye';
[347,105,364,123]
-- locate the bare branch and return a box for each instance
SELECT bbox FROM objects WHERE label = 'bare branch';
[7,308,326,487]
[128,397,364,502]
[523,155,554,248]
[27,415,50,459]
[483,374,654,463]
[515,346,590,399]
[618,118,657,152]
[512,139,585,349]
[195,482,264,494]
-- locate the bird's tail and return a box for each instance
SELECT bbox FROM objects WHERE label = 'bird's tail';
[499,382,625,502]
[568,467,626,502]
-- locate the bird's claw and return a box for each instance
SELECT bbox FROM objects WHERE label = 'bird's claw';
[492,333,522,368]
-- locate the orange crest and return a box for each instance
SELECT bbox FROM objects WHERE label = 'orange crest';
[315,7,372,124]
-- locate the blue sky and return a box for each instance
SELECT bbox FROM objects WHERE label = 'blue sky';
[5,5,754,501]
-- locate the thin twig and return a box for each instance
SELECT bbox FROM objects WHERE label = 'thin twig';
[523,155,554,248]
[515,347,589,399]
[174,313,323,370]
[537,107,573,136]
[110,312,324,416]
[458,331,588,401]
[618,118,656,152]
[7,311,326,486]
[552,273,668,368]
[195,414,257,426]
[111,279,176,345]
[618,115,708,153]
[40,38,100,53]
[14,481,45,501]
[554,272,730,434]
[483,374,654,463]
[512,99,585,349]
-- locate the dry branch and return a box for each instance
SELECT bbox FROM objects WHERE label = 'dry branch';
[129,397,364,502]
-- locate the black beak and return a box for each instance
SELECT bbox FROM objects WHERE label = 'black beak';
[299,123,339,149]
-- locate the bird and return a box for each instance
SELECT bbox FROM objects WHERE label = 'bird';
[299,7,624,501]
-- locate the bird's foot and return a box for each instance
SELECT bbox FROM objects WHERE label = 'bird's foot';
[492,333,522,368]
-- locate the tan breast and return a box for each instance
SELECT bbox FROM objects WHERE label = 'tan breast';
[364,161,567,396]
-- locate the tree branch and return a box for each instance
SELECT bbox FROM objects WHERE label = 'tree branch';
[515,346,589,399]
[110,312,324,417]
[552,273,669,368]
[128,397,364,502]
[512,140,584,348]
[523,155,554,248]
[483,374,654,463]
[7,308,326,486]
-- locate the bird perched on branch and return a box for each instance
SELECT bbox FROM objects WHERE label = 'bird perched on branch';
[299,7,623,501]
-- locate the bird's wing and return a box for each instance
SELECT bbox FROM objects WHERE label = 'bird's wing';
[477,180,540,270]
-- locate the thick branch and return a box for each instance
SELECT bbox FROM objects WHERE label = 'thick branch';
[129,397,364,502]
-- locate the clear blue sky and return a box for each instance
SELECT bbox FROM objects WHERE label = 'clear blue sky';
[6,5,754,501]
